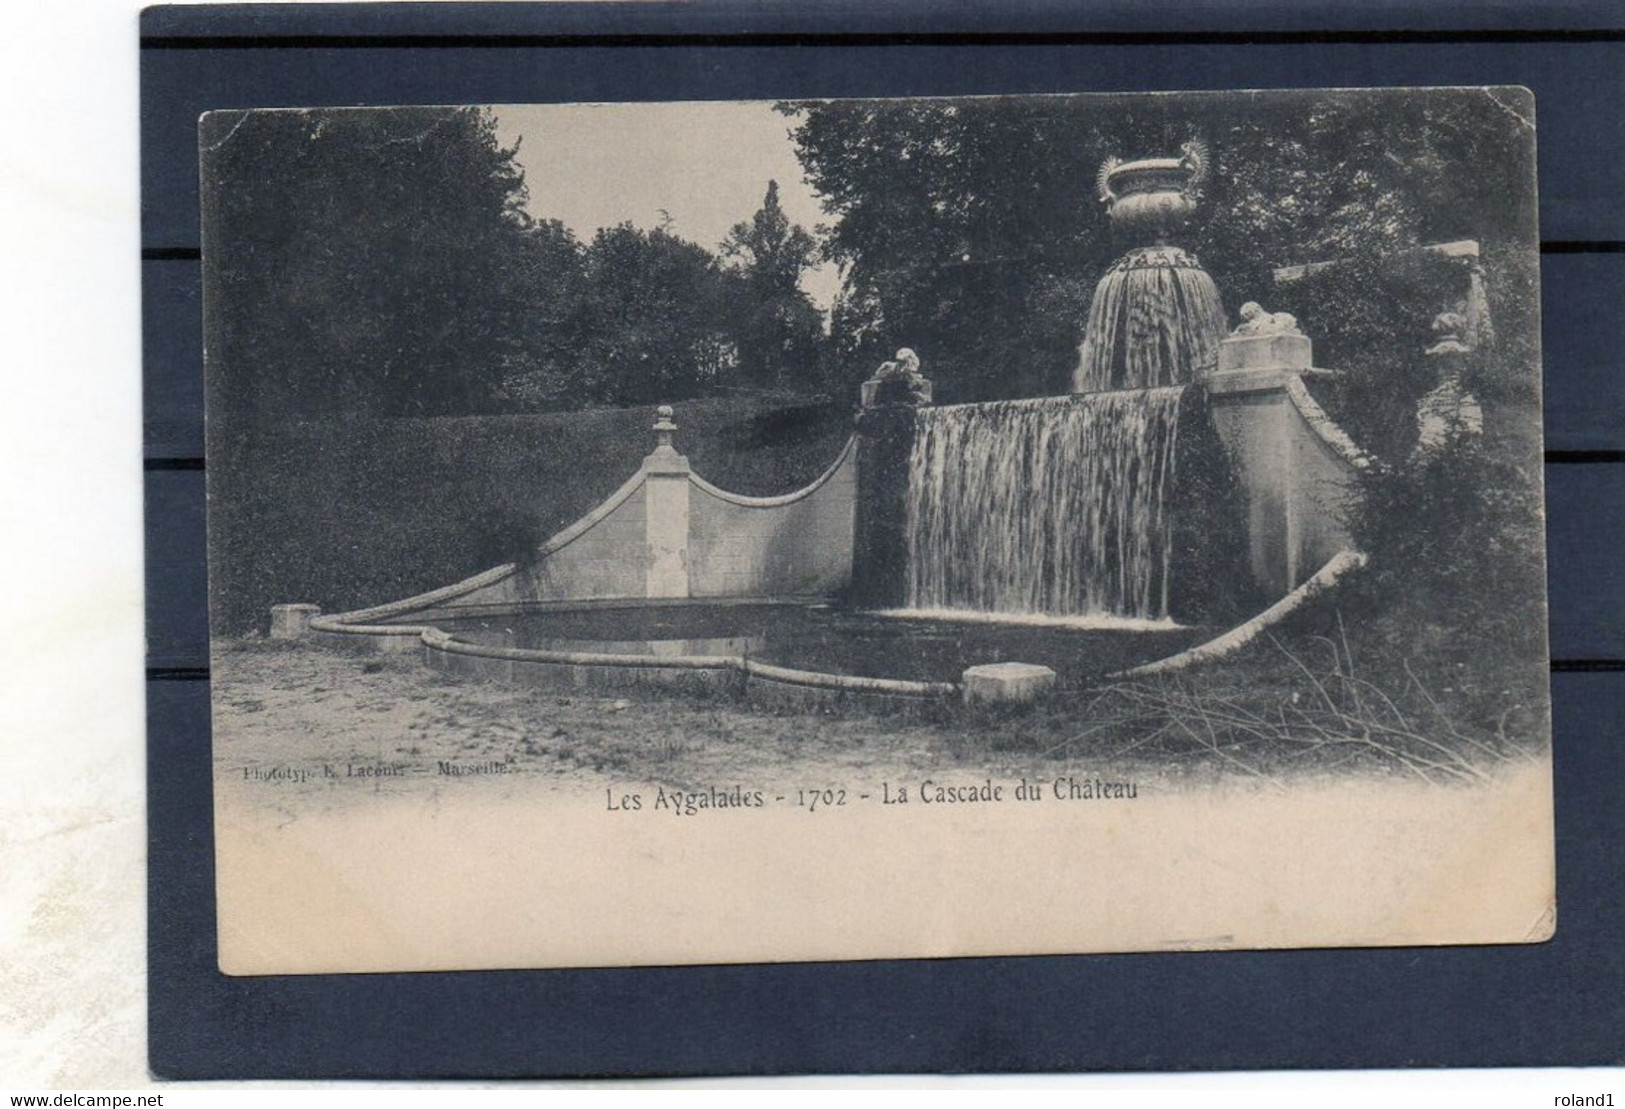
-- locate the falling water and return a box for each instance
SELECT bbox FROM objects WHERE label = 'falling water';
[905,388,1185,622]
[1074,246,1227,393]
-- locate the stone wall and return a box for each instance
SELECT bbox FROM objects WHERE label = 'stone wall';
[688,445,857,599]
[381,430,858,619]
[461,480,649,609]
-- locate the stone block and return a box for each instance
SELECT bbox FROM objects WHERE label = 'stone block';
[269,603,320,639]
[1217,332,1312,373]
[960,662,1057,705]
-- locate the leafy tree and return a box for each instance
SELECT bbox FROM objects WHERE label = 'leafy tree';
[784,98,1104,402]
[201,106,537,424]
[719,181,827,393]
[492,218,592,410]
[574,223,738,407]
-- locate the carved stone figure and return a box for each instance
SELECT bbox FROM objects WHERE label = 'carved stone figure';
[1415,312,1482,455]
[862,347,932,407]
[1232,301,1303,337]
[1423,311,1471,356]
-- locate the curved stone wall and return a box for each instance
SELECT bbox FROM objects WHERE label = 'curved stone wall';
[308,433,859,628]
[688,440,857,599]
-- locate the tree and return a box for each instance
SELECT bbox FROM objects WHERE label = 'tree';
[719,181,827,392]
[574,223,737,407]
[201,106,535,424]
[492,218,592,410]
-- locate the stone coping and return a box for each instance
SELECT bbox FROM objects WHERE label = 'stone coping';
[1201,366,1334,395]
[688,436,855,508]
[311,597,958,700]
[1110,549,1369,678]
[1283,375,1372,471]
[1200,368,1369,471]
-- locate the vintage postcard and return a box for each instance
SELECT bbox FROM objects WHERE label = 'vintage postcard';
[201,88,1553,975]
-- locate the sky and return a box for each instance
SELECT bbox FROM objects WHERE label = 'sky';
[492,101,843,310]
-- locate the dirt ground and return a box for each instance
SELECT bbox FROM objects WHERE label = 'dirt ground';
[210,638,1219,815]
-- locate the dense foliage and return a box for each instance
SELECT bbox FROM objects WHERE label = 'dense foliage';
[203,107,533,421]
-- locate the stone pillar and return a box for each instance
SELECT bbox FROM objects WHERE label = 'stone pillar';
[642,405,691,599]
[1206,370,1299,596]
[851,350,931,609]
[1204,321,1357,598]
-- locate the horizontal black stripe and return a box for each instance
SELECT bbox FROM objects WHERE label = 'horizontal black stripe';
[148,667,210,681]
[1546,450,1625,464]
[142,247,200,261]
[1540,241,1625,254]
[139,28,1625,50]
[144,457,205,472]
[148,241,1618,260]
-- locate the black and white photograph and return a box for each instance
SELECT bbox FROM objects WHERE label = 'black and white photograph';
[200,88,1553,974]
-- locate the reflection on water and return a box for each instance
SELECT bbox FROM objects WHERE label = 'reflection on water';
[434,603,1203,686]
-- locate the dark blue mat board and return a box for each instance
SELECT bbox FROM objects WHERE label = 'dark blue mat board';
[1543,252,1625,453]
[141,260,203,460]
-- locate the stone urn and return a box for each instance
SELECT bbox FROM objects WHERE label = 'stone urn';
[1098,140,1209,244]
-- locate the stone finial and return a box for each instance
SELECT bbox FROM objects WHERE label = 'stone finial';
[1231,301,1303,338]
[860,347,933,408]
[652,404,677,449]
[643,403,688,472]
